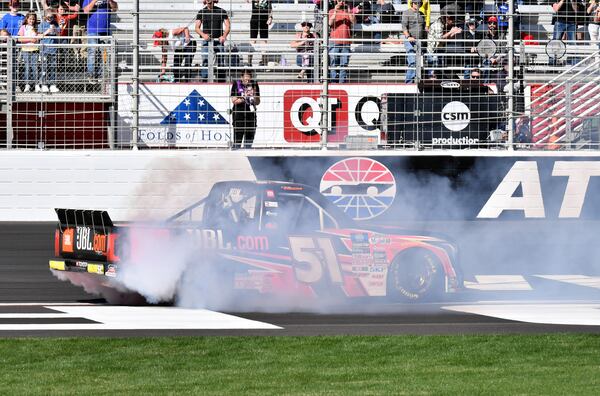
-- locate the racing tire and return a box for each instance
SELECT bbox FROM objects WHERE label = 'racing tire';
[386,249,445,302]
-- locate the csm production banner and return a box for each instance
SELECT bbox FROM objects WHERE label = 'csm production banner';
[117,83,417,147]
[247,156,600,274]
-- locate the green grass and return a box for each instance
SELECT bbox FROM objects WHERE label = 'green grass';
[1,335,600,395]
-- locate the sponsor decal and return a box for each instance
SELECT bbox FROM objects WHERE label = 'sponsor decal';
[237,235,270,251]
[441,81,461,89]
[75,227,94,251]
[62,228,74,253]
[432,137,479,145]
[185,229,232,250]
[283,89,349,143]
[282,186,304,191]
[75,261,88,269]
[105,264,117,277]
[369,266,385,273]
[370,236,391,245]
[371,273,385,279]
[352,266,370,272]
[321,158,396,220]
[49,260,66,271]
[441,101,471,131]
[350,233,369,243]
[265,210,278,217]
[265,190,275,198]
[87,263,104,275]
[264,201,278,208]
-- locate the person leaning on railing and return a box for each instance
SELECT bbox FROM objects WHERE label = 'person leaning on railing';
[152,27,197,83]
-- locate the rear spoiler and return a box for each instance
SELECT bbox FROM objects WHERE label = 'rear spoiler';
[55,208,114,232]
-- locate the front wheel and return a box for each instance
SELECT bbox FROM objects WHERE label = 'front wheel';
[386,249,445,302]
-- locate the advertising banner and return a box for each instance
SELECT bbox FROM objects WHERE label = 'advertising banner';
[117,83,417,147]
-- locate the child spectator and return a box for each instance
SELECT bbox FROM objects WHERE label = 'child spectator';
[18,12,40,93]
[152,27,197,82]
[55,3,78,38]
[1,0,25,37]
[39,9,61,93]
[291,21,317,80]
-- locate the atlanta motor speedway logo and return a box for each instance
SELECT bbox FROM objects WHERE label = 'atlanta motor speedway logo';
[320,158,396,220]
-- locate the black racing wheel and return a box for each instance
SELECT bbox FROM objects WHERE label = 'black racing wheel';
[386,249,444,302]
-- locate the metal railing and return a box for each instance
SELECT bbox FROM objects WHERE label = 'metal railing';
[1,0,599,150]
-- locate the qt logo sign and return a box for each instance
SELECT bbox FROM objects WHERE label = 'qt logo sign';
[283,90,349,143]
[441,101,471,131]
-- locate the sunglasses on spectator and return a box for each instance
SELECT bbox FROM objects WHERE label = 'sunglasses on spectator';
[489,22,496,25]
[301,22,311,27]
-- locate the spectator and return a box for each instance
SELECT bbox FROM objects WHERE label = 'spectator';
[551,0,578,64]
[83,0,118,82]
[67,1,88,61]
[248,0,272,66]
[328,0,355,83]
[587,0,600,54]
[230,69,261,149]
[313,0,323,37]
[427,4,462,78]
[408,0,431,32]
[482,16,501,82]
[195,0,230,81]
[152,27,197,83]
[51,2,78,38]
[402,0,425,83]
[496,0,509,39]
[291,21,318,80]
[1,0,25,37]
[461,17,482,78]
[39,9,61,93]
[369,0,396,40]
[18,12,40,93]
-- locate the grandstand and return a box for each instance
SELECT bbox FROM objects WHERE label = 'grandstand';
[0,0,598,150]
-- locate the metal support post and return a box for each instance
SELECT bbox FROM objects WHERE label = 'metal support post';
[507,0,515,149]
[132,0,140,149]
[208,40,215,83]
[6,38,14,149]
[320,0,329,148]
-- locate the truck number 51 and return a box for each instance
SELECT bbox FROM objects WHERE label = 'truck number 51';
[289,236,343,284]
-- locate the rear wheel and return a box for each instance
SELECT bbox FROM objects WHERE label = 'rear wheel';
[386,249,444,302]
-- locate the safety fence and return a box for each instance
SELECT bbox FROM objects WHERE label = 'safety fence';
[0,0,599,150]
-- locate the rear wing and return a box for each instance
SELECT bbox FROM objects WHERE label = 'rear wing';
[55,208,114,233]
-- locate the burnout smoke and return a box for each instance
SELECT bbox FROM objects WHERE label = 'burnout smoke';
[51,157,600,312]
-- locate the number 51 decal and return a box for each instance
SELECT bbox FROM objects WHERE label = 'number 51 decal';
[289,236,343,284]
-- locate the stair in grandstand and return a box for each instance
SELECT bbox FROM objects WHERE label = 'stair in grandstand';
[528,52,600,149]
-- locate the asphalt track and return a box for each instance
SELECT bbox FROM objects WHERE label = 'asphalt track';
[2,222,600,337]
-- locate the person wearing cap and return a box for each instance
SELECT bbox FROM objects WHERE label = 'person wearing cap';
[291,21,318,80]
[427,4,462,77]
[481,16,502,82]
[1,0,25,37]
[460,17,482,78]
[153,27,197,83]
[82,0,118,83]
[195,0,230,81]
[401,0,425,83]
[408,0,431,31]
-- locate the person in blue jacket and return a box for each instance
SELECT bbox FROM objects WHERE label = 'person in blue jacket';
[1,0,25,36]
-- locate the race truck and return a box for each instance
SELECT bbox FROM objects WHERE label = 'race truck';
[50,181,462,302]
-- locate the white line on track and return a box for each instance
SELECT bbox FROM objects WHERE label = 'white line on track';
[443,303,600,326]
[534,275,600,289]
[0,305,282,331]
[464,275,533,291]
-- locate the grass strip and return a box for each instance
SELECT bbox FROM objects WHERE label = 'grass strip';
[1,334,599,395]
